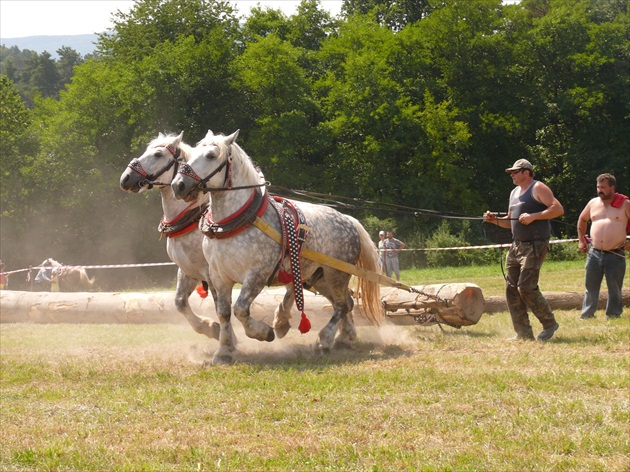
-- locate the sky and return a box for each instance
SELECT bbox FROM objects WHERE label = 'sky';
[0,0,520,40]
[0,0,344,39]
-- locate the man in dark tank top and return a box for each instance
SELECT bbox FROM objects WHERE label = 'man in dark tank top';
[483,159,564,341]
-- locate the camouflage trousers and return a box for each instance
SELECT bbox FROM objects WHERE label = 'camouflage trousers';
[505,240,557,337]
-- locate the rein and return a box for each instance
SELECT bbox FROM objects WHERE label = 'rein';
[176,145,268,192]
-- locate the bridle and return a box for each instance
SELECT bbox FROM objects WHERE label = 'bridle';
[177,145,267,193]
[126,144,182,189]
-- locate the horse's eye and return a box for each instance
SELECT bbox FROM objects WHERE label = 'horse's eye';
[155,151,163,157]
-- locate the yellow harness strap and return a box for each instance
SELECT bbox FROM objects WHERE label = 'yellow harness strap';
[252,217,411,291]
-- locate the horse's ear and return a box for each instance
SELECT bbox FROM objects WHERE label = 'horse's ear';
[174,131,184,146]
[204,130,214,139]
[226,129,240,145]
[158,132,165,139]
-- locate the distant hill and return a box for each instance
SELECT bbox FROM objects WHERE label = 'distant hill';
[0,34,99,58]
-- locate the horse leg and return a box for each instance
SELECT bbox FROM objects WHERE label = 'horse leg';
[273,289,294,339]
[212,285,237,365]
[314,275,354,353]
[334,291,357,349]
[233,276,275,342]
[174,268,220,340]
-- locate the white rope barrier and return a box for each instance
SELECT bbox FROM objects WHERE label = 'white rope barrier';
[0,239,589,277]
[398,238,579,252]
[1,262,176,277]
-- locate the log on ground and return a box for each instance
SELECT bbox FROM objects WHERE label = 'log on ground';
[483,288,630,314]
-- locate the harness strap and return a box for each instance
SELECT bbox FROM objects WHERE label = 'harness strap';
[268,198,289,283]
[158,202,209,239]
[200,188,267,239]
[252,217,412,291]
[274,198,311,333]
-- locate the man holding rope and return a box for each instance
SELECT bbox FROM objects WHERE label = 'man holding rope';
[577,173,630,320]
[483,159,564,341]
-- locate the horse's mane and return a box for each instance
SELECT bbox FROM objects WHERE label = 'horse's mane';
[197,131,260,186]
[42,258,61,267]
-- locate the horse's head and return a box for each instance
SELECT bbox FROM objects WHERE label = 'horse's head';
[171,129,241,202]
[120,132,189,193]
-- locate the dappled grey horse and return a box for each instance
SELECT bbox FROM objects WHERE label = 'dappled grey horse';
[171,130,382,364]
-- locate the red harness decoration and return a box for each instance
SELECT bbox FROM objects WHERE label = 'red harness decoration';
[196,282,209,299]
[159,202,208,239]
[200,188,268,239]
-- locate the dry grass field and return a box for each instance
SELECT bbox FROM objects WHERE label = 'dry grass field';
[1,260,629,471]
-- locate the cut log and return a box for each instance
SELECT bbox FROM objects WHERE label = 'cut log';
[381,283,485,327]
[2,287,628,325]
[0,289,334,326]
[483,288,630,314]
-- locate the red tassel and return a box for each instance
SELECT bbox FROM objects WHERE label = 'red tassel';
[278,270,294,284]
[298,312,311,334]
[196,284,208,299]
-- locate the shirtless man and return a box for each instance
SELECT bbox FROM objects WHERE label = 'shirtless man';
[484,159,564,341]
[577,173,630,320]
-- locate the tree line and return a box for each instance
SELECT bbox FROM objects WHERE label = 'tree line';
[1,0,628,289]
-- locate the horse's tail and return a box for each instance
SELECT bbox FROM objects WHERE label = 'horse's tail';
[79,270,96,289]
[351,218,383,326]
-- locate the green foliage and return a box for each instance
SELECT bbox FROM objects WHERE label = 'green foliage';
[546,239,582,262]
[1,0,627,278]
[0,75,36,219]
[361,215,397,240]
[424,220,496,267]
[97,0,240,61]
[0,45,84,106]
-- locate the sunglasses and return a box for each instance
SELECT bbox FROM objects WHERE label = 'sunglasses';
[510,169,523,175]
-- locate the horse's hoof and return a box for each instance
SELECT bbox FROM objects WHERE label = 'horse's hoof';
[314,342,330,355]
[333,340,353,351]
[274,322,291,339]
[212,354,233,365]
[265,328,275,343]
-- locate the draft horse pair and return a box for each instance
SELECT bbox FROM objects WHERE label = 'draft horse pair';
[122,131,382,365]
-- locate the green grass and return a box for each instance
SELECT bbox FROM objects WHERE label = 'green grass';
[1,261,629,471]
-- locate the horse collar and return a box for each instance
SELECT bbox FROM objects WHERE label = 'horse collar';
[159,202,209,238]
[200,187,267,239]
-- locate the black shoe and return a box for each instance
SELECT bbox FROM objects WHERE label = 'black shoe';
[538,322,559,341]
[606,315,621,320]
[580,314,595,320]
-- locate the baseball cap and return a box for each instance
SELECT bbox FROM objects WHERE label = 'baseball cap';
[379,231,385,236]
[505,159,533,173]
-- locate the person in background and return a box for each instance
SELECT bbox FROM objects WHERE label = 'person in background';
[577,173,630,320]
[0,260,7,290]
[377,231,386,274]
[384,231,405,281]
[34,259,53,291]
[483,159,564,341]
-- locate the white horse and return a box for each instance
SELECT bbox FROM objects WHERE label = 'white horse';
[119,133,221,339]
[42,258,95,291]
[171,130,382,364]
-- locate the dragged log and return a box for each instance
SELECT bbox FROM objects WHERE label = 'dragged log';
[381,283,485,327]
